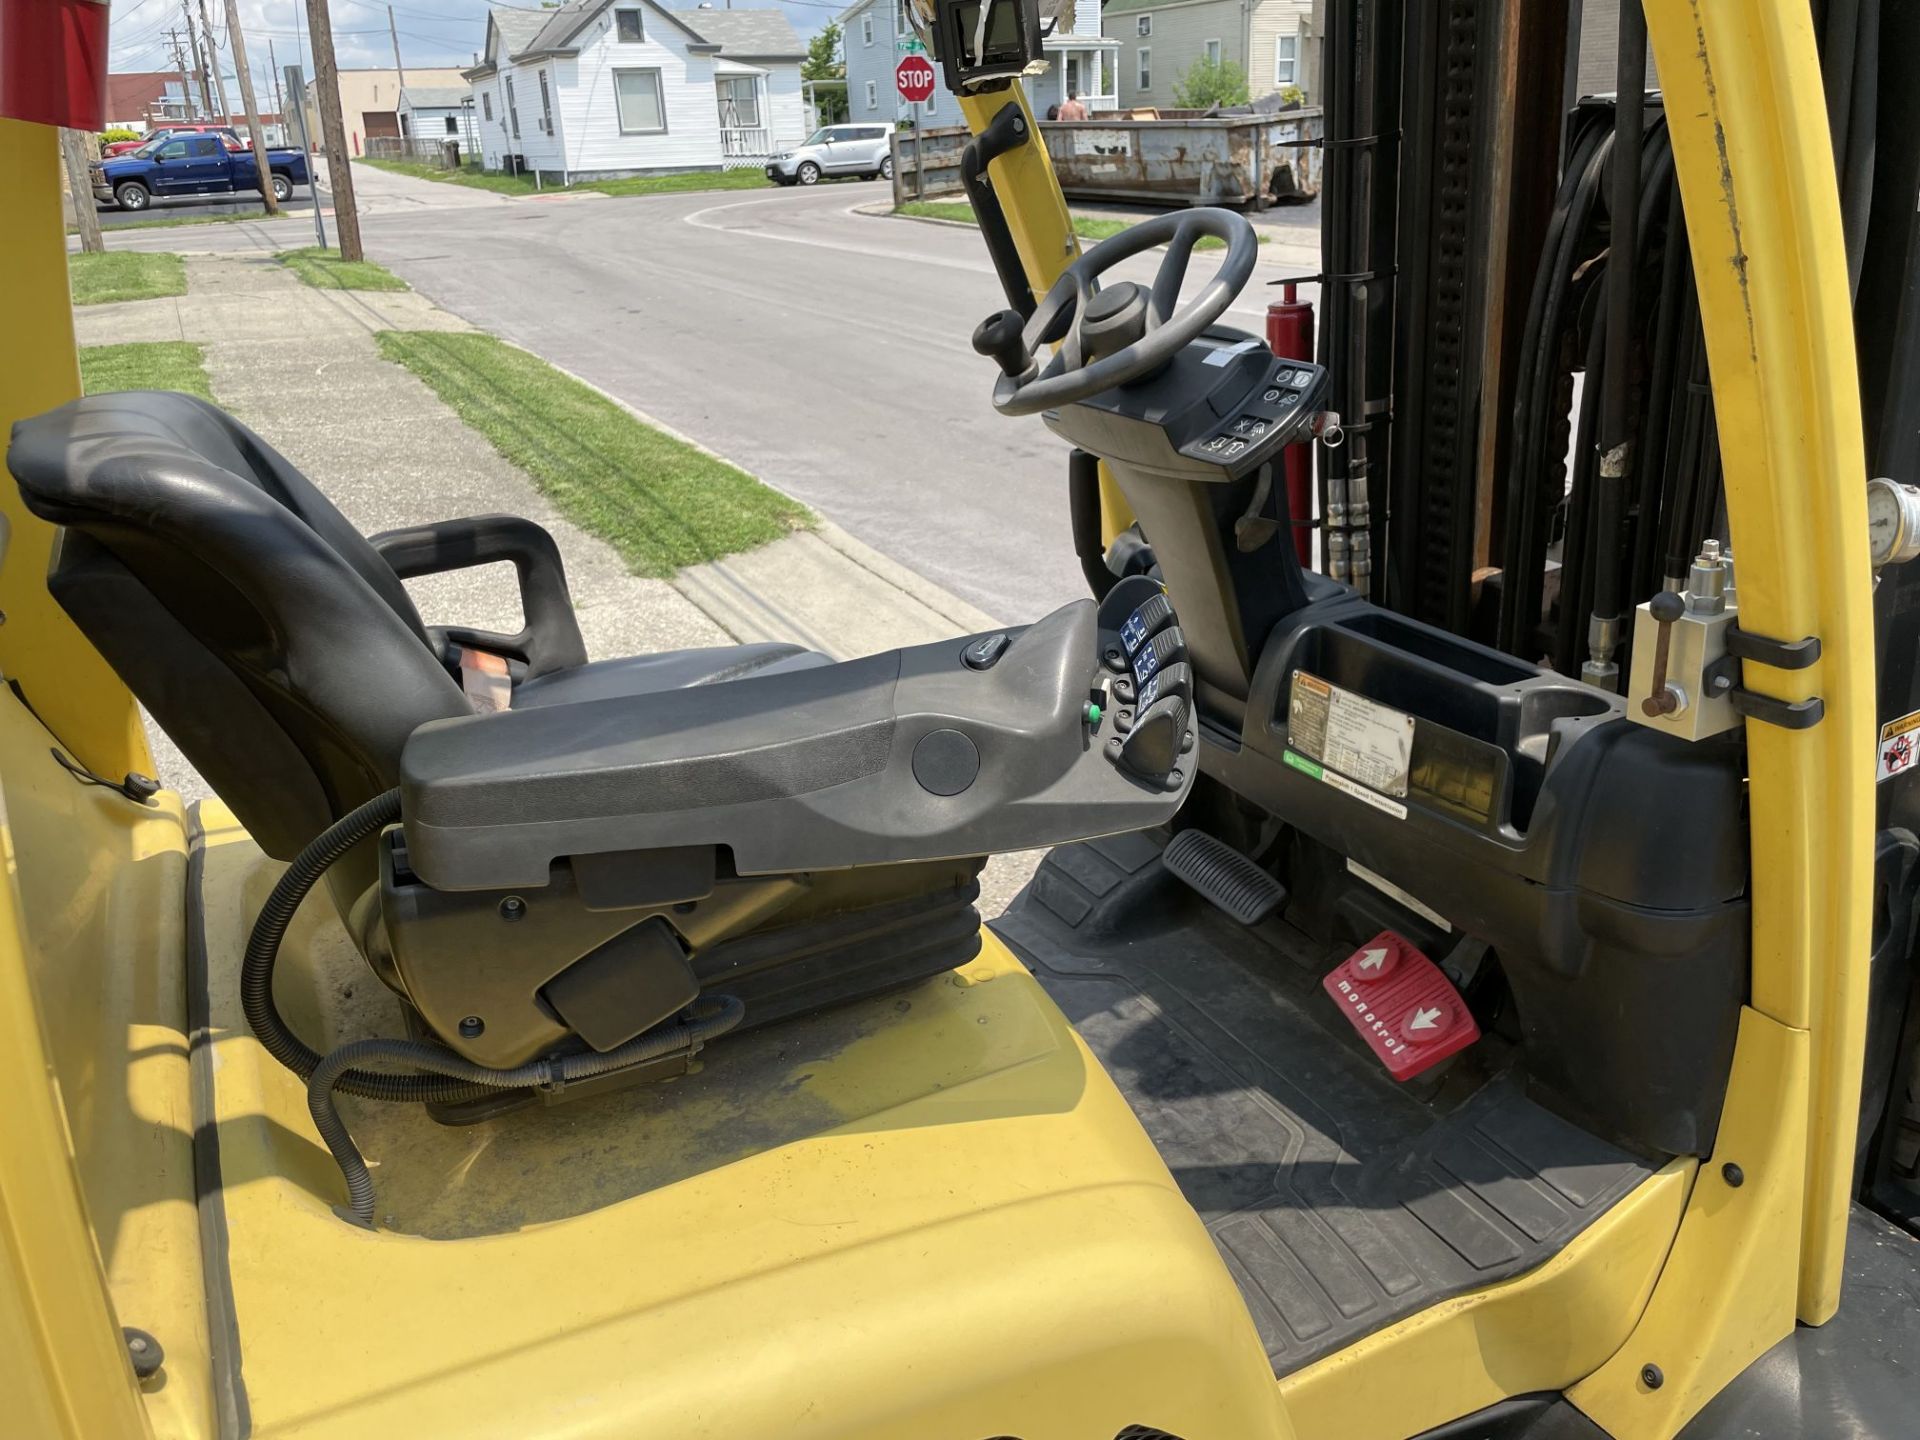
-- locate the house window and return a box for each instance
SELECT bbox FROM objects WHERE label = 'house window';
[482,91,493,121]
[1204,38,1221,65]
[1274,31,1298,85]
[506,75,520,138]
[614,68,666,132]
[716,75,760,129]
[895,0,912,36]
[1136,14,1151,37]
[538,69,554,134]
[865,79,877,109]
[445,115,459,135]
[862,13,873,45]
[1136,47,1151,90]
[615,8,643,42]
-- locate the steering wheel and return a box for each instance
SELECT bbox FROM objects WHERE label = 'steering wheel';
[978,207,1260,418]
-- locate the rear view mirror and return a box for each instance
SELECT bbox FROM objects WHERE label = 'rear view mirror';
[930,0,1045,94]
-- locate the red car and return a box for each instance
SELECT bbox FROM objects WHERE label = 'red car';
[102,123,244,157]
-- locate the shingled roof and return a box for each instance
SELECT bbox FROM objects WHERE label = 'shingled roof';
[474,0,802,69]
[674,8,806,58]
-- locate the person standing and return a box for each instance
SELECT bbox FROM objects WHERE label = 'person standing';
[1058,89,1088,121]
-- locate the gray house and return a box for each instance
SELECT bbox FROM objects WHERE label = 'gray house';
[838,0,1118,124]
[1104,0,1315,110]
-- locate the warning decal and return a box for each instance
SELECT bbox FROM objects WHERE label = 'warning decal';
[1287,670,1416,799]
[1879,708,1920,783]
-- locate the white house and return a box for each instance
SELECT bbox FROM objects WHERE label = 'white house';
[398,85,480,159]
[464,0,809,182]
[838,0,1119,124]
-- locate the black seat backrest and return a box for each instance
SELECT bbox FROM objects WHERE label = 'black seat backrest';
[7,392,467,858]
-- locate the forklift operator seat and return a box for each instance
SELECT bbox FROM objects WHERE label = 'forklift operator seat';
[5,391,831,862]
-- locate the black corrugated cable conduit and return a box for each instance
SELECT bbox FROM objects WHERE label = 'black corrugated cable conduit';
[243,786,748,1224]
[312,997,746,1225]
[241,788,493,1104]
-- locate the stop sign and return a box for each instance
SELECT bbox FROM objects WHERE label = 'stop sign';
[896,54,937,104]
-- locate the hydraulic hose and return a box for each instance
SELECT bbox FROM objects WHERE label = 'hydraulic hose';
[311,996,746,1225]
[1586,0,1647,689]
[1067,449,1118,601]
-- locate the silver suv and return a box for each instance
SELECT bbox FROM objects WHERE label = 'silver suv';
[767,125,894,186]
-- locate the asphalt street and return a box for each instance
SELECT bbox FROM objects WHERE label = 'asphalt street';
[89,170,1321,622]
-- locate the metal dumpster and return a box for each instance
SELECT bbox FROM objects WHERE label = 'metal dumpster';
[1040,108,1323,209]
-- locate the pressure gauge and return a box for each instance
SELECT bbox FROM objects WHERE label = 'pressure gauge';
[1866,477,1920,569]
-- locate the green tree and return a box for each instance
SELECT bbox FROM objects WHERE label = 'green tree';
[1172,56,1251,109]
[803,22,850,124]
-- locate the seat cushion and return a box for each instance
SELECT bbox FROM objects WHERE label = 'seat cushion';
[510,643,833,710]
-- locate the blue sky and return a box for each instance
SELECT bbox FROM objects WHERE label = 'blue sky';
[105,0,840,87]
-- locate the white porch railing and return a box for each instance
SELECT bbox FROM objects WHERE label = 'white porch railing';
[721,125,770,161]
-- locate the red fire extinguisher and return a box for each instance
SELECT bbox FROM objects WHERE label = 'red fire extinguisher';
[1266,283,1316,568]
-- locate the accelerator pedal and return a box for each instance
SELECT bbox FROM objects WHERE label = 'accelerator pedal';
[1163,830,1287,925]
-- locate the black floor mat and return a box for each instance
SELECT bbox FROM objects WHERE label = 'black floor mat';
[992,834,1654,1378]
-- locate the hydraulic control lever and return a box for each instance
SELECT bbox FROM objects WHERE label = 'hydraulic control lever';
[1095,575,1195,786]
[1640,589,1687,717]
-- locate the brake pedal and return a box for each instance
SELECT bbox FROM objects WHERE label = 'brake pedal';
[1162,830,1287,924]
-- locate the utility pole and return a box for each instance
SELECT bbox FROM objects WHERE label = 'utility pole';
[180,0,213,117]
[199,0,232,120]
[181,1,213,117]
[167,30,192,121]
[268,38,285,124]
[60,130,105,254]
[305,0,364,260]
[220,0,278,214]
[388,6,407,88]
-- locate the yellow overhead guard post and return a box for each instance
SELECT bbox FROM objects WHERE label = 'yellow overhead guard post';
[1643,0,1874,1322]
[0,117,163,1440]
[1571,3,1873,1435]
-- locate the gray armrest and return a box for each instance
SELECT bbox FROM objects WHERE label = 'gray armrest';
[399,601,1190,890]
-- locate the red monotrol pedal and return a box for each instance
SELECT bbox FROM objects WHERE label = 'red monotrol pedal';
[1320,929,1480,1081]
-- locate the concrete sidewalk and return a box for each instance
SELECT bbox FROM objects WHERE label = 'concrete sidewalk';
[76,254,1041,911]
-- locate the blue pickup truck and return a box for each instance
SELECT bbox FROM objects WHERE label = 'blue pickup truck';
[90,134,312,212]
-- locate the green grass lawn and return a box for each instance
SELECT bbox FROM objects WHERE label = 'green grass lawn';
[356,156,773,200]
[895,200,1258,251]
[585,170,773,198]
[68,251,187,305]
[357,157,546,195]
[374,331,811,577]
[276,246,409,291]
[78,341,213,399]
